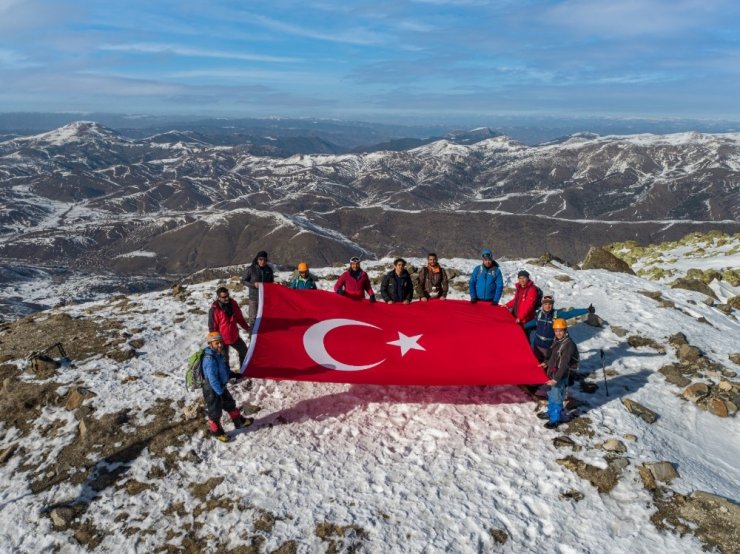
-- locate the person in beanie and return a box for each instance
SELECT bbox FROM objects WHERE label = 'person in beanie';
[201,331,252,442]
[415,253,449,301]
[380,258,414,304]
[469,249,504,305]
[242,250,275,326]
[539,318,579,429]
[506,270,539,327]
[208,286,250,369]
[334,257,376,302]
[525,294,594,364]
[289,262,318,290]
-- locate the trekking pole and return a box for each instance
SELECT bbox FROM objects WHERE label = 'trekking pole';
[600,349,609,397]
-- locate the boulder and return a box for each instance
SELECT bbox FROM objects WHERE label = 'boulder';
[610,325,628,338]
[580,247,635,274]
[647,461,679,482]
[717,303,733,315]
[584,313,603,327]
[0,444,16,464]
[553,436,580,450]
[638,290,663,300]
[668,332,688,346]
[49,507,76,529]
[677,344,702,363]
[489,529,508,545]
[658,365,691,387]
[628,335,665,353]
[601,439,627,453]
[729,353,740,365]
[671,278,718,299]
[706,398,729,417]
[65,387,95,411]
[682,383,710,403]
[622,398,658,423]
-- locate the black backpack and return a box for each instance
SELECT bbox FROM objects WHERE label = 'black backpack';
[533,286,544,311]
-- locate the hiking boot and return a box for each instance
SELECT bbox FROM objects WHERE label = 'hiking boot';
[544,421,560,430]
[209,429,232,442]
[232,415,254,429]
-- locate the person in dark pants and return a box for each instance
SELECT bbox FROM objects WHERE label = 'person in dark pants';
[242,250,275,327]
[208,286,250,370]
[202,331,252,442]
[380,258,414,304]
[525,294,593,365]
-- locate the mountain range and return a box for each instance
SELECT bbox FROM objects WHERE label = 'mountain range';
[1,122,738,279]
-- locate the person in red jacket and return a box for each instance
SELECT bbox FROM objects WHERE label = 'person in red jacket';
[208,286,250,370]
[506,270,539,328]
[334,257,377,302]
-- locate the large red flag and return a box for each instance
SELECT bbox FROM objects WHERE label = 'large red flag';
[240,284,547,386]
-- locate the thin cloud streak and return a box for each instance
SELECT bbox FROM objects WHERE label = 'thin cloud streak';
[100,43,301,63]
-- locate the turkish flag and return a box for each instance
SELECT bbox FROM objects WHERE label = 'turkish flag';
[240,284,547,386]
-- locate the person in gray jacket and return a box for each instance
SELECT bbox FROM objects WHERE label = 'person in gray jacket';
[241,250,274,326]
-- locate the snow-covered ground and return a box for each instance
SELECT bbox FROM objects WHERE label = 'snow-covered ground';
[0,258,738,552]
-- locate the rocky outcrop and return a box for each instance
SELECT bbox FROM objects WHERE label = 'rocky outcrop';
[580,247,636,274]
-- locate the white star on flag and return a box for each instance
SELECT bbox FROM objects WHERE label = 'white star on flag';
[387,332,425,356]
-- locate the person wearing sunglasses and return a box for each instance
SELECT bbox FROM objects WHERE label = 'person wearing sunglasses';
[208,286,250,370]
[334,256,376,302]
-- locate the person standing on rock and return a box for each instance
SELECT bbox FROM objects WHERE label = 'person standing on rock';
[208,286,250,370]
[506,270,539,330]
[539,318,579,429]
[380,258,414,304]
[334,257,376,302]
[415,253,449,301]
[525,294,594,365]
[202,331,252,442]
[469,249,504,305]
[289,262,318,290]
[242,250,274,327]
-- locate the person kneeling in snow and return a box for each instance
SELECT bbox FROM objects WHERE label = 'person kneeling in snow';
[539,318,579,429]
[202,331,252,442]
[525,294,594,365]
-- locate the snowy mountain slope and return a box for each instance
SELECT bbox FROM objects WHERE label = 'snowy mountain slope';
[0,258,738,552]
[1,123,739,279]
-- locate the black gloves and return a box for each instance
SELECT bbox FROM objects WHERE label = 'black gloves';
[470,298,478,304]
[587,303,595,314]
[336,289,346,296]
[369,295,376,303]
[491,301,498,306]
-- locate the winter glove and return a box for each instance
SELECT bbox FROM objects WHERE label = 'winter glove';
[336,289,346,296]
[470,298,478,304]
[491,301,498,306]
[587,303,595,314]
[369,294,376,303]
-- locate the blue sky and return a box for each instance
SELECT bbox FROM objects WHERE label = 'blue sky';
[1,0,739,121]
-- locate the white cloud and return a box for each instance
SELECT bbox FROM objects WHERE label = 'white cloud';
[246,13,386,46]
[99,43,301,64]
[545,0,729,37]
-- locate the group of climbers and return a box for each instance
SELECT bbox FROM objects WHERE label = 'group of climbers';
[197,248,595,441]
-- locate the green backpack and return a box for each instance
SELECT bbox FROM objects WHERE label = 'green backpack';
[185,348,206,391]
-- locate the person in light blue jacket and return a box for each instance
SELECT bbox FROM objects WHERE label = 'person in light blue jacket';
[469,249,504,305]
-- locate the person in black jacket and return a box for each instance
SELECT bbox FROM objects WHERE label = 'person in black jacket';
[380,258,414,304]
[241,250,275,326]
[539,318,579,429]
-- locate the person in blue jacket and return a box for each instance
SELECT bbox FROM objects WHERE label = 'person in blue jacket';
[524,294,594,364]
[469,249,504,305]
[202,331,252,442]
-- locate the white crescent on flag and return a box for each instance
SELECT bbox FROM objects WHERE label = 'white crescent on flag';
[303,318,386,371]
